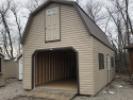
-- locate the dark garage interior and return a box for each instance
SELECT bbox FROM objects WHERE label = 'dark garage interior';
[33,48,78,91]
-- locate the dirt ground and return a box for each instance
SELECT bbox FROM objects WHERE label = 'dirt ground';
[0,79,53,100]
[74,74,133,100]
[10,96,52,100]
[0,75,133,100]
[0,79,25,100]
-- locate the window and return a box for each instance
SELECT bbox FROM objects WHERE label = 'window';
[106,55,109,69]
[98,53,104,69]
[111,57,114,67]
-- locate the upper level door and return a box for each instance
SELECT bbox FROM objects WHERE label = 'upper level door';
[45,6,60,42]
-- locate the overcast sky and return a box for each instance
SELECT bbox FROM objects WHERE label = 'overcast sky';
[0,0,133,45]
[1,0,133,55]
[0,0,117,35]
[0,0,113,43]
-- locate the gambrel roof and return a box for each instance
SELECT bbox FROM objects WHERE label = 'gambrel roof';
[21,0,114,50]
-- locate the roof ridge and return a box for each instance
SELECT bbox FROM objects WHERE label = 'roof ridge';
[31,0,75,16]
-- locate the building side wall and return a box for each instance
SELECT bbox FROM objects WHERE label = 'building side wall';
[93,38,115,93]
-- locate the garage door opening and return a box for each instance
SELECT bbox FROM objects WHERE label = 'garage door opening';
[32,48,79,92]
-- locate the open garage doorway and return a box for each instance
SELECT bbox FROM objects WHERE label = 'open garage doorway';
[32,47,79,93]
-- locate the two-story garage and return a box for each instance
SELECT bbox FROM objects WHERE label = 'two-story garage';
[21,0,115,96]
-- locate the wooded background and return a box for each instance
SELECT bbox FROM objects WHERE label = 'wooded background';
[0,0,133,73]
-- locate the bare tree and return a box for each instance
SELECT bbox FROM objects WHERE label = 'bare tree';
[110,0,133,45]
[85,0,104,23]
[0,0,14,58]
[26,0,41,12]
[11,2,22,54]
[0,0,44,58]
[0,29,11,58]
[105,0,133,74]
[82,0,132,73]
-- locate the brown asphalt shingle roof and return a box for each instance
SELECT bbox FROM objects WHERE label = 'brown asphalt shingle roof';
[21,0,114,50]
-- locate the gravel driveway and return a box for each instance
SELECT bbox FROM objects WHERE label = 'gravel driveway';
[0,75,133,100]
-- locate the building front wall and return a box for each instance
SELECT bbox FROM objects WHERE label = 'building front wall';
[23,4,95,95]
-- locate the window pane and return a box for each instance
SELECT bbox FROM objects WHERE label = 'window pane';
[99,53,104,69]
[111,57,114,67]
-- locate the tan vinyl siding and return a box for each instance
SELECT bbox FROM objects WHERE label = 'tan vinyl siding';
[92,38,115,93]
[23,4,95,95]
[0,58,18,79]
[23,3,115,95]
[2,60,18,79]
